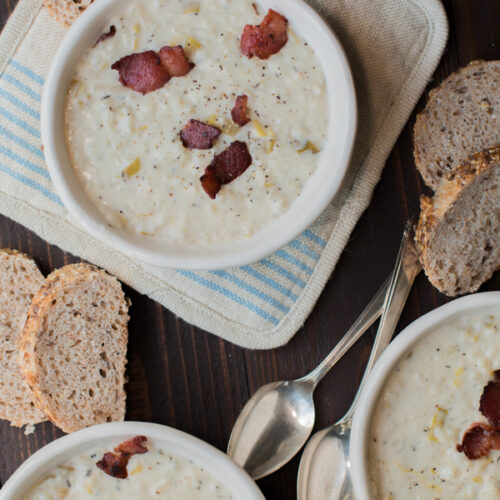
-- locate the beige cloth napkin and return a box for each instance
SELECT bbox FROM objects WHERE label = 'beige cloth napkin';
[0,0,447,348]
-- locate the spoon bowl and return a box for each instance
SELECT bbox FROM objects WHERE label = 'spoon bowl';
[297,419,353,500]
[227,380,315,480]
[297,423,350,500]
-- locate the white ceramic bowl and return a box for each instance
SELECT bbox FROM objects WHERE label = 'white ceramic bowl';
[350,291,500,499]
[0,421,264,499]
[41,0,356,270]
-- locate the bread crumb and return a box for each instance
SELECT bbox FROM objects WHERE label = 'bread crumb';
[24,423,35,435]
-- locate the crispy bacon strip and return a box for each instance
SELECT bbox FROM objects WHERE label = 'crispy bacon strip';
[111,51,170,94]
[212,141,252,184]
[115,435,148,456]
[181,119,221,149]
[158,45,194,77]
[95,25,116,46]
[457,423,500,459]
[200,141,252,199]
[96,452,129,479]
[231,95,251,126]
[200,166,222,200]
[479,370,500,426]
[96,436,148,479]
[240,9,288,60]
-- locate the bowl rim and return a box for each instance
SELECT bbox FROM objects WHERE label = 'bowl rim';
[40,0,357,270]
[0,421,265,499]
[350,291,500,500]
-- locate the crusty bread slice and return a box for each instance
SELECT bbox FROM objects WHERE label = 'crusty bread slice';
[414,60,500,190]
[43,0,95,27]
[0,250,46,427]
[20,263,129,433]
[415,146,500,296]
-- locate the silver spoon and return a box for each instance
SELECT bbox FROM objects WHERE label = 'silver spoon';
[296,218,421,500]
[227,255,400,479]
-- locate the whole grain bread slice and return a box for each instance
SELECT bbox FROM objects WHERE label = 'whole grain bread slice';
[20,263,129,433]
[43,0,95,27]
[0,249,46,427]
[414,60,500,190]
[415,146,500,296]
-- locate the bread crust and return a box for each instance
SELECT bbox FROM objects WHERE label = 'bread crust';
[416,146,500,295]
[43,0,95,27]
[20,263,129,433]
[0,249,46,426]
[414,60,500,190]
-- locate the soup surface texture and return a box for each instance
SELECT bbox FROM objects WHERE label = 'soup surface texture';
[24,441,235,499]
[65,0,328,245]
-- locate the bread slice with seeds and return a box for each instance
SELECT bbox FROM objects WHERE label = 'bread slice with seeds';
[43,0,95,27]
[0,249,46,427]
[20,263,129,433]
[415,146,500,296]
[414,60,500,190]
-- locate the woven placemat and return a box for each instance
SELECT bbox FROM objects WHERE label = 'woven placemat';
[0,0,447,348]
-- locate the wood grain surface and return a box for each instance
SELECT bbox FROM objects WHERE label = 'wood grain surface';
[0,1,499,498]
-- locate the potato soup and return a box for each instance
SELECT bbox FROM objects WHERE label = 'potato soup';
[24,440,235,499]
[65,0,328,245]
[368,308,500,499]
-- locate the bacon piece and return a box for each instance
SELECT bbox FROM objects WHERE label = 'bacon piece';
[479,371,500,426]
[96,436,149,479]
[240,9,288,60]
[200,141,252,198]
[95,25,116,46]
[212,141,252,183]
[115,435,148,456]
[96,452,129,479]
[111,51,170,94]
[457,423,500,459]
[158,45,194,77]
[231,95,251,126]
[180,119,221,149]
[200,166,222,199]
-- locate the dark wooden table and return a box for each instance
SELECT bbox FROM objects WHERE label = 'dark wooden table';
[0,1,499,498]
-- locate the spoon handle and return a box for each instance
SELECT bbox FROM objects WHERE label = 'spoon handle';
[303,274,391,388]
[342,217,421,423]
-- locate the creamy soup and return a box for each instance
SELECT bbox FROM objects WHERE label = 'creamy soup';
[24,441,235,499]
[65,0,328,245]
[368,308,500,499]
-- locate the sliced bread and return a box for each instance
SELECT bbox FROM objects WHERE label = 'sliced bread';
[415,146,500,296]
[20,263,129,433]
[43,0,95,27]
[0,250,46,427]
[414,60,500,190]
